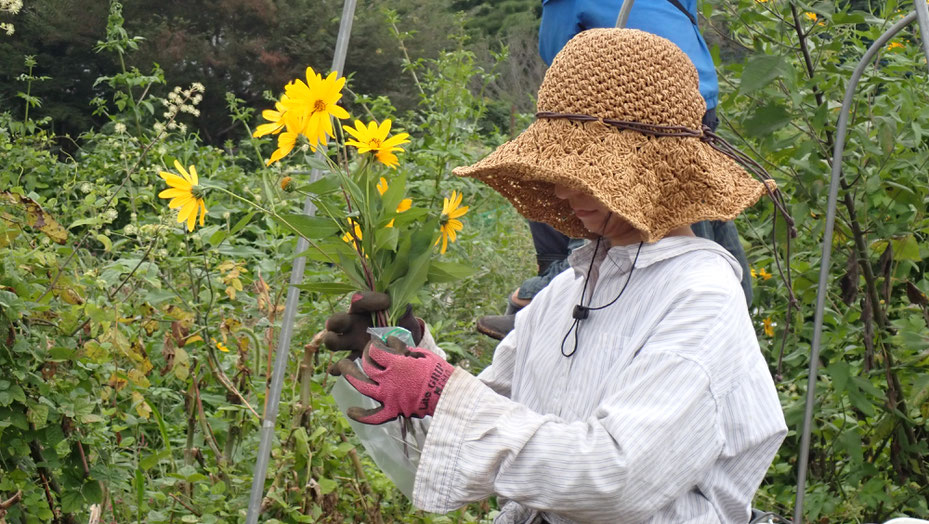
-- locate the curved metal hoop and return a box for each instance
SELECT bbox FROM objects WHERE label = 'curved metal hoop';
[795,8,929,523]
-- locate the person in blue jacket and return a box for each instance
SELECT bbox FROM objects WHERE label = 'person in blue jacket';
[476,0,754,340]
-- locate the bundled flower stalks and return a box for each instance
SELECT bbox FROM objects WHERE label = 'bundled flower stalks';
[157,66,474,325]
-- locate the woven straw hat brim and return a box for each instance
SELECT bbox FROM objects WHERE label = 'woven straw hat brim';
[453,118,771,242]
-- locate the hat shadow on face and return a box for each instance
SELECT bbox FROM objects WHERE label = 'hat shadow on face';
[453,28,769,243]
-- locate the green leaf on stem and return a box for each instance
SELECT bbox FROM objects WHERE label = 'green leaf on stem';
[277,214,340,239]
[302,173,342,196]
[427,261,477,283]
[295,282,358,295]
[739,55,791,95]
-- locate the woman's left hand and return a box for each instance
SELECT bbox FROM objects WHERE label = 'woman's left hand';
[330,336,454,425]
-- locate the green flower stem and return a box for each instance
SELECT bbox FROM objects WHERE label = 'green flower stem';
[207,185,365,290]
[316,146,381,297]
[242,122,266,165]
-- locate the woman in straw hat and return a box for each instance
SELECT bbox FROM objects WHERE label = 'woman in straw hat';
[329,28,787,523]
[476,0,755,342]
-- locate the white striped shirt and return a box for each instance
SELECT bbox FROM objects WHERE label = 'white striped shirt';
[413,236,787,523]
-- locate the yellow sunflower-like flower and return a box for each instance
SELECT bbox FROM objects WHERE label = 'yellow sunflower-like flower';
[282,67,350,150]
[436,190,468,254]
[758,267,772,281]
[344,119,411,169]
[158,159,207,232]
[763,317,775,337]
[887,41,905,51]
[376,177,413,227]
[804,11,817,21]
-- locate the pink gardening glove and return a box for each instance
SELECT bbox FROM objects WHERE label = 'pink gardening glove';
[330,336,455,425]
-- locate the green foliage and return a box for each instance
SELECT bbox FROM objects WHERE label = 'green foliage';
[710,0,929,520]
[0,5,528,522]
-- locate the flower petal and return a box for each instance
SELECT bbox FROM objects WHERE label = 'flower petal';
[173,160,191,183]
[448,205,469,219]
[253,121,284,138]
[168,195,192,209]
[159,188,190,199]
[160,172,192,190]
[198,199,207,227]
[186,202,197,231]
[178,198,197,224]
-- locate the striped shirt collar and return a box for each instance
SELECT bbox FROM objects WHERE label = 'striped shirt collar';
[569,235,743,280]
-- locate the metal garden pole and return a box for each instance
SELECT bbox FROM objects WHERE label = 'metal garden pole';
[244,1,357,521]
[615,0,636,28]
[915,0,929,65]
[793,9,927,523]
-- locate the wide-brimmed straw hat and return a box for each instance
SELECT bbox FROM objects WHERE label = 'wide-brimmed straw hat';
[453,28,775,242]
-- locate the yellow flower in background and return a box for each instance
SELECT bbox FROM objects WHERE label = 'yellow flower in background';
[376,177,413,227]
[395,197,412,213]
[804,11,817,21]
[158,160,207,232]
[763,317,775,337]
[436,190,468,254]
[342,218,363,246]
[282,67,349,149]
[758,267,772,280]
[750,268,757,278]
[755,0,768,3]
[211,337,230,353]
[887,41,905,51]
[344,119,411,169]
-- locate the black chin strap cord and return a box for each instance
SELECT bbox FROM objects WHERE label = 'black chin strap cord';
[560,241,644,357]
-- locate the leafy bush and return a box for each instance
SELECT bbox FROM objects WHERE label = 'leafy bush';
[710,0,929,520]
[0,6,531,522]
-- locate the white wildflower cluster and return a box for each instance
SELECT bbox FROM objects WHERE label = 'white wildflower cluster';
[113,122,127,134]
[1,0,22,36]
[79,182,93,194]
[162,83,205,129]
[123,224,137,236]
[1,1,23,16]
[139,224,161,240]
[103,208,119,222]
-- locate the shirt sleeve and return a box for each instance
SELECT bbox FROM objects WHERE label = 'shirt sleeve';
[413,353,723,522]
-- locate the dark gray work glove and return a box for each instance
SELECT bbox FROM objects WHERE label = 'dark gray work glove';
[322,291,423,362]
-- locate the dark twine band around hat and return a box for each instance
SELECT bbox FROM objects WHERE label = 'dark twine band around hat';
[537,111,798,377]
[536,111,793,227]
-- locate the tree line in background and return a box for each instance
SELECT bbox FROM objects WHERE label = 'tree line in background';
[0,0,544,149]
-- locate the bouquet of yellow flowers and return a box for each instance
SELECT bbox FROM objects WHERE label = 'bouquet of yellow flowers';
[157,66,473,324]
